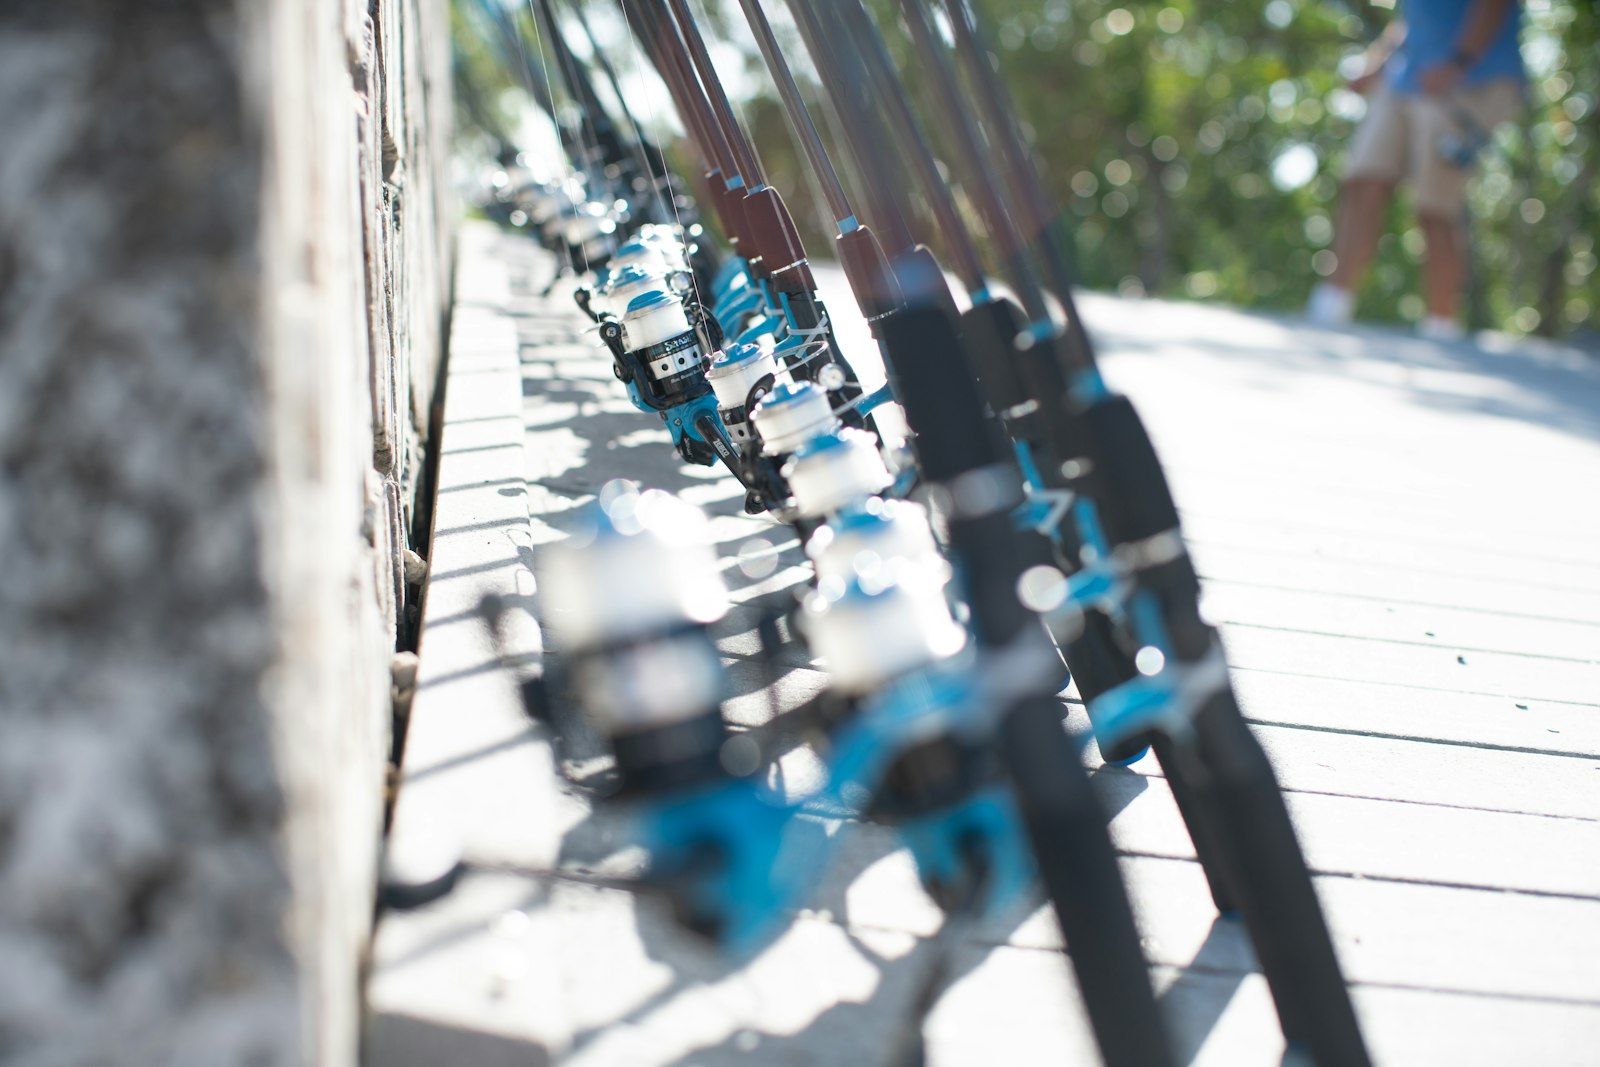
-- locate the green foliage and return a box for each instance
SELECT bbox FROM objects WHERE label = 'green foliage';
[452,0,521,152]
[753,0,1598,337]
[452,0,1597,337]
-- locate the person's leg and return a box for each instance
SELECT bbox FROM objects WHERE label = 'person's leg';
[1418,211,1464,321]
[1411,79,1523,338]
[1308,88,1405,324]
[1329,177,1396,292]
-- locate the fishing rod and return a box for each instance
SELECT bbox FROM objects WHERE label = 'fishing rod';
[707,4,1175,1063]
[617,0,748,259]
[938,0,1098,372]
[861,6,1269,1004]
[667,0,822,339]
[472,0,562,129]
[899,3,1372,1062]
[887,0,1244,951]
[729,0,904,329]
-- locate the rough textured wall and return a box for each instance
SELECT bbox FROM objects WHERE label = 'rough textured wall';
[0,0,451,1064]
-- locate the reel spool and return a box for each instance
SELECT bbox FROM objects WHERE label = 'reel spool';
[803,498,959,691]
[601,263,671,319]
[704,342,779,446]
[802,570,966,695]
[749,380,839,456]
[629,225,695,273]
[805,497,946,589]
[621,290,707,396]
[541,484,730,793]
[783,429,892,518]
[608,236,671,276]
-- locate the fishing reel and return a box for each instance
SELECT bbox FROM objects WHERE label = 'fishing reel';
[538,484,731,795]
[703,342,789,514]
[558,201,622,272]
[783,429,894,520]
[748,379,837,454]
[799,514,964,696]
[596,290,770,491]
[532,484,800,945]
[579,262,672,323]
[795,510,1040,914]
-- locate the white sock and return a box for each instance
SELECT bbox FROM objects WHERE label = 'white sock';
[1305,283,1355,325]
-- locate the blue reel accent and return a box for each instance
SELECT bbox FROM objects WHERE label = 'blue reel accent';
[716,286,766,338]
[898,787,1033,915]
[635,779,808,955]
[1083,589,1181,746]
[660,392,728,454]
[1070,367,1112,406]
[604,263,656,294]
[1086,671,1178,750]
[622,380,651,415]
[622,374,731,458]
[1012,439,1045,490]
[715,340,767,367]
[823,656,977,806]
[1073,496,1112,559]
[712,256,749,301]
[626,289,675,314]
[856,382,895,417]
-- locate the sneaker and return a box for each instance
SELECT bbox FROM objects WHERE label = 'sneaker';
[1305,283,1354,326]
[1417,315,1465,342]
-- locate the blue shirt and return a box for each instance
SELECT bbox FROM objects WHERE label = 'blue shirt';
[1386,0,1525,95]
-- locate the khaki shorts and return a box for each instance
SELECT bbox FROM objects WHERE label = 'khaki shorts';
[1345,79,1523,216]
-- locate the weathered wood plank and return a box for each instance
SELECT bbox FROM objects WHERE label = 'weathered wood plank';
[1091,770,1600,897]
[1200,581,1599,664]
[1065,707,1600,819]
[1183,512,1600,593]
[1226,668,1596,757]
[1191,542,1600,624]
[1217,625,1600,708]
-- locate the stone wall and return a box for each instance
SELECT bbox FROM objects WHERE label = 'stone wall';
[0,2,451,1065]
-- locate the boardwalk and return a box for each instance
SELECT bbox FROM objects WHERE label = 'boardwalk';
[369,222,1600,1066]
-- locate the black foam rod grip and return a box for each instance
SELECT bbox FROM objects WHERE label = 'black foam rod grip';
[877,303,1005,483]
[1192,690,1372,1065]
[1080,395,1181,546]
[958,297,1031,413]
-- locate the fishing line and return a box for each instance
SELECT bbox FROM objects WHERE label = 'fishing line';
[563,0,670,222]
[613,0,709,313]
[513,0,579,276]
